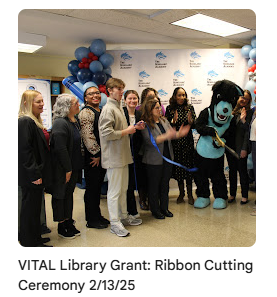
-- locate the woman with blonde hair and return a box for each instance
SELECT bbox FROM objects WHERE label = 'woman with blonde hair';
[18,90,52,247]
[225,90,254,204]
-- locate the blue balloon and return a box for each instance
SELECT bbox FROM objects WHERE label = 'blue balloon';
[77,69,93,84]
[68,60,80,76]
[248,59,255,67]
[83,81,98,92]
[92,71,107,85]
[241,45,252,58]
[89,60,103,73]
[103,67,112,75]
[90,39,106,57]
[245,80,256,100]
[100,93,107,108]
[75,47,90,62]
[99,53,114,68]
[66,75,78,83]
[249,48,256,62]
[251,36,256,48]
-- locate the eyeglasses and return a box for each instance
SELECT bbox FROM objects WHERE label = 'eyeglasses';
[86,91,100,96]
[71,101,79,106]
[154,106,162,110]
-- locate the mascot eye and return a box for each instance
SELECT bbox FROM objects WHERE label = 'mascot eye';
[217,94,221,99]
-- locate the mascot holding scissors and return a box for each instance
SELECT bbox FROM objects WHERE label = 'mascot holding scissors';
[194,80,243,209]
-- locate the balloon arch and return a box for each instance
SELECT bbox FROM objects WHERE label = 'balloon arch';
[63,39,114,108]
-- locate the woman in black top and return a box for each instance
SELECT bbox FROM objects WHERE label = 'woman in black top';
[225,90,254,204]
[18,90,52,247]
[165,87,196,205]
[50,94,83,239]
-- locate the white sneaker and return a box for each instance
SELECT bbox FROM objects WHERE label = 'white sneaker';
[121,215,142,226]
[110,222,130,237]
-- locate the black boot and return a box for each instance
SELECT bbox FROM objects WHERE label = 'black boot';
[186,182,195,205]
[177,181,185,204]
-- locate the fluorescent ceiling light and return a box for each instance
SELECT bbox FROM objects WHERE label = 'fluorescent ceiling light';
[171,14,250,37]
[18,32,46,53]
[18,43,43,53]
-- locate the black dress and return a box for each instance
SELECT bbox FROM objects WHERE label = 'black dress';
[165,103,196,182]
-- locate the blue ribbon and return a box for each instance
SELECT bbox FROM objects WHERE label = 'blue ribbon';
[145,123,198,172]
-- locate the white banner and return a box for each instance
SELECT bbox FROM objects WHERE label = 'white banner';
[18,79,52,130]
[110,49,248,116]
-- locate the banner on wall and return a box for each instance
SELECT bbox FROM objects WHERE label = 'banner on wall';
[110,48,248,117]
[110,49,248,180]
[18,79,52,130]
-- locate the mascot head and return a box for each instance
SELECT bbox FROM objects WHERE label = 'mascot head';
[210,79,243,126]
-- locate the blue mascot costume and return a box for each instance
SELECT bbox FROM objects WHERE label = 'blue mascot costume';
[194,79,243,209]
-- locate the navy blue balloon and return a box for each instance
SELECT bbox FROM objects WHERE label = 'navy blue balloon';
[75,47,90,62]
[90,39,106,57]
[68,60,80,76]
[92,71,107,85]
[105,73,112,83]
[66,75,78,83]
[77,69,93,84]
[99,53,114,68]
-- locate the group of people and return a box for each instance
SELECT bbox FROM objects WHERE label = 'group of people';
[18,77,256,246]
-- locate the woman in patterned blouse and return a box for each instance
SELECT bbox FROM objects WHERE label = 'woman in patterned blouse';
[165,87,197,205]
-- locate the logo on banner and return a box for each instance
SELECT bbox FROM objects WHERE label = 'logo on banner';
[139,71,150,79]
[120,52,133,69]
[27,84,37,90]
[158,89,168,97]
[155,51,167,68]
[207,70,219,87]
[190,88,202,105]
[190,51,201,68]
[223,51,235,68]
[138,71,151,88]
[173,70,185,87]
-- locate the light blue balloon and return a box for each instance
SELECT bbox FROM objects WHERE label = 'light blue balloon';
[103,67,112,75]
[249,48,256,62]
[90,39,106,57]
[89,60,103,73]
[74,47,90,62]
[83,81,98,92]
[251,36,256,48]
[245,80,256,100]
[99,53,114,68]
[248,59,255,67]
[241,45,252,58]
[100,93,107,108]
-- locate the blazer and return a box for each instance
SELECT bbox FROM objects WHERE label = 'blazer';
[18,116,51,188]
[50,117,82,185]
[123,107,143,160]
[141,118,174,165]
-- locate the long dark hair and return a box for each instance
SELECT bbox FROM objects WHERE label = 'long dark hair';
[169,87,188,110]
[140,98,160,128]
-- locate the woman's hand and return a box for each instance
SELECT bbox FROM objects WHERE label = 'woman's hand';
[65,171,72,183]
[240,150,247,158]
[135,121,145,130]
[90,157,100,167]
[177,124,191,138]
[240,107,247,124]
[32,178,42,185]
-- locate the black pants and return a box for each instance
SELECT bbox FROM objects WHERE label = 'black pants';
[84,164,106,223]
[146,161,173,214]
[51,171,78,222]
[226,152,249,198]
[194,154,228,200]
[20,186,43,247]
[127,163,138,216]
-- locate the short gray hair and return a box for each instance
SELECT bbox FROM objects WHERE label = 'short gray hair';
[52,93,75,121]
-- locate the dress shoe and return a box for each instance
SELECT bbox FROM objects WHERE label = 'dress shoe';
[161,210,173,217]
[86,221,108,229]
[152,212,165,219]
[41,237,51,244]
[240,199,249,205]
[99,216,110,225]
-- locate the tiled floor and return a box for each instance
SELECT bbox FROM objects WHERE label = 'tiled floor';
[43,181,256,247]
